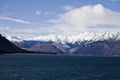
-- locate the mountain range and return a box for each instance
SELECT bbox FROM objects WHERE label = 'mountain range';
[0,34,57,54]
[5,32,120,55]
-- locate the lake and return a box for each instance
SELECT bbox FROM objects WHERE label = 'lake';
[0,54,120,80]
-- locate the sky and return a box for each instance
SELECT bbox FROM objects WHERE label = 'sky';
[0,0,120,37]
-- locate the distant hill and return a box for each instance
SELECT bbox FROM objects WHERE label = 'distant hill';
[69,40,120,55]
[0,34,57,54]
[25,43,63,54]
[12,40,62,54]
[0,34,26,53]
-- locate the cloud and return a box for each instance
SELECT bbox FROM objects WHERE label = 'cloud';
[48,4,120,34]
[0,26,10,30]
[110,0,120,2]
[44,12,57,16]
[47,19,63,23]
[0,26,51,35]
[35,10,41,15]
[60,4,120,26]
[2,4,119,36]
[45,4,120,35]
[0,16,33,24]
[63,5,74,11]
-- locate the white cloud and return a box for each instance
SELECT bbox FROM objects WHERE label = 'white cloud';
[0,16,33,24]
[11,4,118,36]
[49,4,120,35]
[35,10,41,15]
[2,4,119,36]
[63,5,74,11]
[60,4,120,26]
[45,4,120,35]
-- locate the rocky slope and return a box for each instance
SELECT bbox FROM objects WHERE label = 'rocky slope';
[26,43,63,54]
[5,32,120,55]
[0,34,57,54]
[69,40,120,55]
[0,34,27,53]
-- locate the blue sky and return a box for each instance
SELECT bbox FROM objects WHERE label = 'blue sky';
[0,0,120,36]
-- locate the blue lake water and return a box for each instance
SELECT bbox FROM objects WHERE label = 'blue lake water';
[0,54,120,80]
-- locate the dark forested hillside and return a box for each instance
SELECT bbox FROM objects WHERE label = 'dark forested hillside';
[0,34,27,53]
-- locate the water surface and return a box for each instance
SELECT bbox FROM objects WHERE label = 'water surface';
[0,54,120,80]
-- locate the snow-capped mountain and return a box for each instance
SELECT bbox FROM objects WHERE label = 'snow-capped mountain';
[6,32,120,43]
[4,32,120,55]
[6,35,23,42]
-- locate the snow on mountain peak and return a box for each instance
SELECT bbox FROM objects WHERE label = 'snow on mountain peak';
[28,34,58,42]
[6,35,23,42]
[6,32,120,43]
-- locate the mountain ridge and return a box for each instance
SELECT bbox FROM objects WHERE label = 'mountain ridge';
[5,32,120,55]
[6,32,120,43]
[0,34,57,54]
